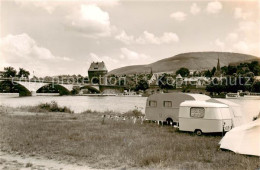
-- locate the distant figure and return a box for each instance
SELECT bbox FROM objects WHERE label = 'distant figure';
[133,117,137,124]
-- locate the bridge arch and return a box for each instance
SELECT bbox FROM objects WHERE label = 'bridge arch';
[0,80,32,96]
[80,85,100,93]
[37,84,71,95]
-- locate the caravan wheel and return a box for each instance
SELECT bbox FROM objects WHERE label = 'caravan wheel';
[166,118,174,126]
[195,129,202,136]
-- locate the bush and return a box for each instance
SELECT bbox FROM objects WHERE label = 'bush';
[81,109,98,114]
[251,81,260,92]
[123,108,143,117]
[26,101,73,113]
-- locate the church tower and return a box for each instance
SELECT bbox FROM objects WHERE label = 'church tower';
[214,58,222,77]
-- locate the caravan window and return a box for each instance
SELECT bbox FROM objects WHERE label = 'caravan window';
[190,107,205,118]
[149,101,157,107]
[163,101,172,107]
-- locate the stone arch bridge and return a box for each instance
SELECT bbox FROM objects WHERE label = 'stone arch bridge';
[0,78,101,96]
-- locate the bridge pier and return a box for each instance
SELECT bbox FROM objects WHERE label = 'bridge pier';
[31,91,37,96]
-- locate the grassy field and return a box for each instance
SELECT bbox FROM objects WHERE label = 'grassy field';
[0,109,259,169]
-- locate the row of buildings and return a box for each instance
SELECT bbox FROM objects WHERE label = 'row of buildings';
[88,58,223,89]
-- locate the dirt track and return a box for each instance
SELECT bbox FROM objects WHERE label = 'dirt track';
[0,151,95,170]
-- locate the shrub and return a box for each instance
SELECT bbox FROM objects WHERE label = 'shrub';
[81,109,98,114]
[26,101,73,113]
[251,81,260,92]
[123,108,143,117]
[25,163,33,168]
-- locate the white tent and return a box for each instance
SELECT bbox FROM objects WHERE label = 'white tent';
[207,98,244,127]
[220,119,260,156]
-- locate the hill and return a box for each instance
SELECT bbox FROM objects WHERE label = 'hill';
[108,52,259,75]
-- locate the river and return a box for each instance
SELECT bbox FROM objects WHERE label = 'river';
[0,95,147,113]
[0,95,259,123]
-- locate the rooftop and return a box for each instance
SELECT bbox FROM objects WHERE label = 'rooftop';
[88,61,108,72]
[180,101,228,108]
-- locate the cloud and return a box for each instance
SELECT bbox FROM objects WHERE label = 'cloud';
[88,53,119,70]
[0,33,72,76]
[170,11,187,21]
[120,48,150,60]
[190,3,201,15]
[137,31,161,44]
[87,49,151,70]
[119,48,154,66]
[137,31,179,44]
[14,1,118,37]
[215,39,225,50]
[14,0,119,14]
[234,8,252,20]
[65,4,112,37]
[14,0,57,14]
[206,1,222,14]
[115,31,135,44]
[226,33,238,42]
[1,33,57,60]
[115,31,179,45]
[238,21,257,32]
[232,41,249,53]
[159,32,180,43]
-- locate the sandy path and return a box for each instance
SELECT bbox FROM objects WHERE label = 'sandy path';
[0,151,97,170]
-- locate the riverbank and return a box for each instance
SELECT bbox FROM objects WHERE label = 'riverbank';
[0,108,259,169]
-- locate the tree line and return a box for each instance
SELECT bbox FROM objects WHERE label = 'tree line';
[2,67,30,78]
[206,61,260,94]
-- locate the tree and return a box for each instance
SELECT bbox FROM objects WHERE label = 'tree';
[204,70,212,77]
[176,67,190,77]
[17,68,30,78]
[211,67,216,76]
[135,79,149,91]
[71,86,80,95]
[227,65,237,75]
[251,81,260,92]
[3,67,17,78]
[221,66,228,75]
[205,78,225,95]
[158,74,175,90]
[248,61,260,76]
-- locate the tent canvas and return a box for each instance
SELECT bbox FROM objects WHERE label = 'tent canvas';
[220,119,260,157]
[207,98,244,127]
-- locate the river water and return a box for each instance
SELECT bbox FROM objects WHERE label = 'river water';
[0,95,147,113]
[0,95,259,123]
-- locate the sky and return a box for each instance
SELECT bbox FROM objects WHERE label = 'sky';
[0,0,259,77]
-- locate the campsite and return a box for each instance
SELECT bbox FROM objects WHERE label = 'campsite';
[145,93,259,156]
[0,102,259,169]
[145,93,243,131]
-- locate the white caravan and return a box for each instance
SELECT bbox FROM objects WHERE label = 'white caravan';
[145,93,210,124]
[178,101,233,135]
